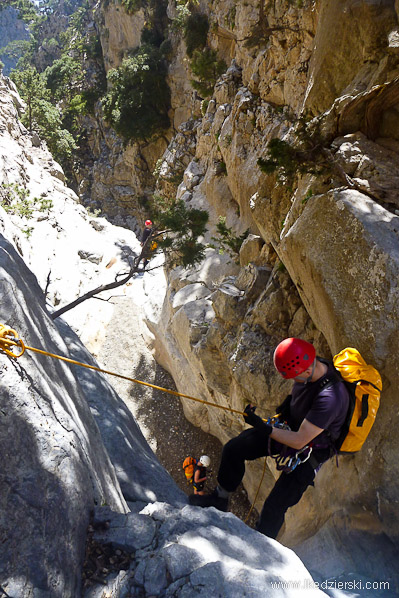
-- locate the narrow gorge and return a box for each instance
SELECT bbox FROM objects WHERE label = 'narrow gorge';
[1,0,399,596]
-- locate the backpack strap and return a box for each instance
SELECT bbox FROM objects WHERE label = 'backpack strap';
[306,359,344,455]
[303,358,341,402]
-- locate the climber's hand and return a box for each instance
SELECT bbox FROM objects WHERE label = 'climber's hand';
[243,404,272,435]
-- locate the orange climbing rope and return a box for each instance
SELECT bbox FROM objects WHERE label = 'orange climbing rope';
[244,457,268,524]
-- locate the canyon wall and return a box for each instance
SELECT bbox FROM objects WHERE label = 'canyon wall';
[133,0,399,574]
[0,69,334,598]
[3,0,399,588]
[22,0,394,581]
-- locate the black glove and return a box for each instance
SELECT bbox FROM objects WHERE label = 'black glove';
[243,405,272,435]
[276,395,292,420]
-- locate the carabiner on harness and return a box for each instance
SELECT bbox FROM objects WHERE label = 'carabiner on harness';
[273,445,313,474]
[266,417,291,430]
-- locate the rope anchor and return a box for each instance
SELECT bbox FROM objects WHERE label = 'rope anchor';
[0,324,25,358]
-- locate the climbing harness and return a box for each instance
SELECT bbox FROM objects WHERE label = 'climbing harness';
[272,444,313,474]
[264,416,313,474]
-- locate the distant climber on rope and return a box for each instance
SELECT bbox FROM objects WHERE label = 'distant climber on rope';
[138,219,154,271]
[189,338,350,539]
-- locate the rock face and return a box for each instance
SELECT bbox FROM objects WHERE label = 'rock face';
[4,0,399,590]
[0,222,128,596]
[98,1,146,73]
[0,7,30,74]
[0,73,330,598]
[74,0,170,225]
[0,71,183,596]
[75,0,399,578]
[55,319,187,508]
[85,502,328,598]
[0,74,140,316]
[130,0,399,584]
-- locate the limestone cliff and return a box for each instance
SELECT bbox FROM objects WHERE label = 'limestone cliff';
[3,0,399,590]
[0,6,30,74]
[0,71,334,598]
[136,0,399,582]
[40,0,398,584]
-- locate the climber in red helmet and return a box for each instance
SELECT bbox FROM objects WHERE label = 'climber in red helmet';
[138,219,154,270]
[189,337,349,539]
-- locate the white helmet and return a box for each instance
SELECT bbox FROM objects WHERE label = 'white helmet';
[199,455,210,467]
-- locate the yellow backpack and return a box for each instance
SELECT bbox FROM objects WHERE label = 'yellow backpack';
[182,457,197,484]
[333,348,382,453]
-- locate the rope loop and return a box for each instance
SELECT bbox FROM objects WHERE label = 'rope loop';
[0,324,26,358]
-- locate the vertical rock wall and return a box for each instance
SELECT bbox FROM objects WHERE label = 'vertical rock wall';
[142,0,399,574]
[0,226,128,596]
[23,0,398,579]
[0,73,187,596]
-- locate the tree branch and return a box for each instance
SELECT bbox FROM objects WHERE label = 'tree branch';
[50,234,155,320]
[48,198,209,320]
[50,267,136,320]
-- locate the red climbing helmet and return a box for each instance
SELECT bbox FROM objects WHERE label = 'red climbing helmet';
[145,219,153,226]
[273,338,316,379]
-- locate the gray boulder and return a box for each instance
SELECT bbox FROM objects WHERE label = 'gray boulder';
[84,503,329,598]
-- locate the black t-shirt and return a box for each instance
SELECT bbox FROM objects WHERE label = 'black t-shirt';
[289,363,350,444]
[141,227,152,243]
[193,464,206,488]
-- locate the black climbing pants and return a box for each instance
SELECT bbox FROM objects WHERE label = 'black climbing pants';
[217,428,326,539]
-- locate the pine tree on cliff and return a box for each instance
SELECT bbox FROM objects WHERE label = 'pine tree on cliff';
[50,198,209,320]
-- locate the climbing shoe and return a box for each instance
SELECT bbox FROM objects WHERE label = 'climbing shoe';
[188,488,228,512]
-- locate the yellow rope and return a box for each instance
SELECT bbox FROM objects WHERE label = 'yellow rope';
[244,457,268,524]
[0,324,246,417]
[0,324,26,358]
[0,323,270,524]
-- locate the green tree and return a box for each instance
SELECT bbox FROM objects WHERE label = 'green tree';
[33,98,78,163]
[102,44,170,141]
[183,12,209,57]
[11,66,77,165]
[151,196,209,267]
[120,0,144,14]
[39,0,83,15]
[9,0,106,177]
[45,54,81,101]
[11,65,49,131]
[190,47,226,98]
[211,217,249,262]
[0,0,39,22]
[0,39,31,69]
